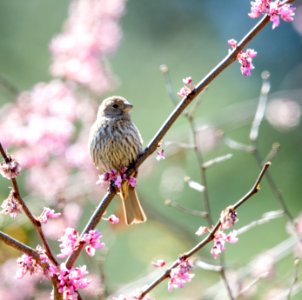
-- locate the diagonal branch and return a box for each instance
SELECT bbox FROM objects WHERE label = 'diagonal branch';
[0,142,58,266]
[138,162,271,299]
[66,13,273,269]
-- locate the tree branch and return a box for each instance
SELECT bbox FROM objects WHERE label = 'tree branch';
[66,13,274,269]
[138,162,271,299]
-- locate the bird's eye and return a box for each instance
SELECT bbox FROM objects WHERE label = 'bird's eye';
[112,104,119,109]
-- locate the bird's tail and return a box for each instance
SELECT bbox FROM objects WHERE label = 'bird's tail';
[120,184,147,225]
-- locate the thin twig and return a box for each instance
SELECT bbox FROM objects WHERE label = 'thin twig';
[165,199,208,218]
[0,142,58,266]
[138,162,271,299]
[0,230,62,299]
[249,71,271,143]
[287,258,300,300]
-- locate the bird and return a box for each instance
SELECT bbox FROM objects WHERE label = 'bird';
[89,96,147,224]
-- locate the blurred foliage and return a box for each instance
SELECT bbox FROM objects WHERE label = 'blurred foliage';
[0,0,302,299]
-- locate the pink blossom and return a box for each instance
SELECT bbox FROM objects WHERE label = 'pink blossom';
[168,259,194,291]
[195,226,208,236]
[1,190,22,218]
[57,263,91,299]
[177,86,190,97]
[0,156,21,179]
[82,230,105,256]
[152,259,167,268]
[57,227,79,259]
[220,206,238,230]
[211,229,238,259]
[248,0,295,29]
[182,76,192,85]
[15,254,40,279]
[106,214,120,224]
[228,39,257,76]
[227,39,237,48]
[38,207,61,224]
[156,149,166,161]
[49,0,126,94]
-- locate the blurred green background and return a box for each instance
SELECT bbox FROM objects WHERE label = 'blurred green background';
[0,0,302,299]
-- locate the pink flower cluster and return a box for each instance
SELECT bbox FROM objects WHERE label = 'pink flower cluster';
[50,0,126,94]
[0,80,98,200]
[168,259,194,291]
[15,245,92,299]
[38,207,61,224]
[15,253,41,279]
[249,0,295,29]
[177,77,195,97]
[57,228,105,259]
[228,39,257,76]
[0,156,21,179]
[82,230,105,256]
[211,230,238,259]
[96,168,137,189]
[1,190,22,218]
[57,264,90,300]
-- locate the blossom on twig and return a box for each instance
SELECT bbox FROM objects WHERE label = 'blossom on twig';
[82,230,105,256]
[228,39,257,76]
[0,156,21,179]
[168,259,194,291]
[249,0,295,29]
[220,206,238,230]
[96,167,137,189]
[211,229,238,259]
[1,190,22,218]
[177,76,195,97]
[38,207,61,224]
[57,263,91,300]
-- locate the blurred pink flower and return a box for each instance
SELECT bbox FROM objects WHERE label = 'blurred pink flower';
[211,229,238,259]
[195,226,208,236]
[156,149,166,161]
[106,214,120,224]
[57,227,79,259]
[0,259,39,300]
[265,98,301,131]
[152,259,167,268]
[0,156,21,179]
[15,254,41,279]
[38,207,61,224]
[50,0,126,94]
[168,259,194,291]
[1,190,22,218]
[220,206,238,230]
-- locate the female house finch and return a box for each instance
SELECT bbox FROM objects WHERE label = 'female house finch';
[89,96,147,224]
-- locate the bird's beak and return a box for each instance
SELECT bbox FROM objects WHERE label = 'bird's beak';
[123,102,133,112]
